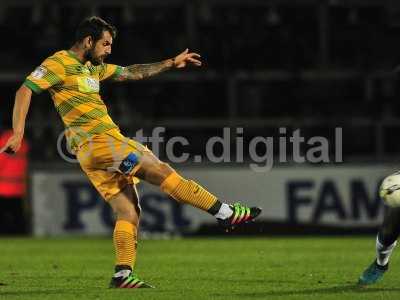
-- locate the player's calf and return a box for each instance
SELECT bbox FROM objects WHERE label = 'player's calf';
[160,172,262,230]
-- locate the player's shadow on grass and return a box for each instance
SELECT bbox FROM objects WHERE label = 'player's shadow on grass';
[212,285,400,298]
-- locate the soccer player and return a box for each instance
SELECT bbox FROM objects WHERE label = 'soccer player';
[358,207,399,285]
[0,16,261,288]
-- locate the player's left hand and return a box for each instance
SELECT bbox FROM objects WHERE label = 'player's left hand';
[173,49,202,69]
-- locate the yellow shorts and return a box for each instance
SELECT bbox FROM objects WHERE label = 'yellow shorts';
[76,129,150,201]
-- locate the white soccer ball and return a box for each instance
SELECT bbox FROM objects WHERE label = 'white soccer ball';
[380,172,400,207]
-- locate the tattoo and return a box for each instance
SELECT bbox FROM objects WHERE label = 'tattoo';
[114,59,174,81]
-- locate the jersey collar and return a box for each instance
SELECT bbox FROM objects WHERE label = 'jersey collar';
[66,50,85,65]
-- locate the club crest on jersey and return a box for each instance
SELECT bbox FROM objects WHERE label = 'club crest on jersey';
[31,66,47,79]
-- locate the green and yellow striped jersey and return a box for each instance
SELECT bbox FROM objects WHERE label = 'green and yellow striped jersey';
[24,50,123,150]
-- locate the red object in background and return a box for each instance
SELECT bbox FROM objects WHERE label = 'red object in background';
[0,130,29,198]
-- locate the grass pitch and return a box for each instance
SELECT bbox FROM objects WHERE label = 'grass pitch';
[0,236,399,300]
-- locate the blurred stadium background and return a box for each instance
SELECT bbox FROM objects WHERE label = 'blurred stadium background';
[1,0,400,237]
[3,0,400,298]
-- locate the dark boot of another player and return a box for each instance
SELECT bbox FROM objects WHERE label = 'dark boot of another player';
[358,260,388,285]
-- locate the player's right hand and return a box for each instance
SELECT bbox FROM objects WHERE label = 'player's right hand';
[0,132,23,154]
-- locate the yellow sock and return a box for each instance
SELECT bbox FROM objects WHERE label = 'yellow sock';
[160,172,218,211]
[113,220,137,268]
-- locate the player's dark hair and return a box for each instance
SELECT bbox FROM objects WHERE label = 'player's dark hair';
[75,16,117,43]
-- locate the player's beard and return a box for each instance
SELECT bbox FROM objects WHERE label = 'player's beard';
[85,47,103,66]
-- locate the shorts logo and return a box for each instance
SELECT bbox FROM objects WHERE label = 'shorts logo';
[31,66,47,79]
[119,153,139,175]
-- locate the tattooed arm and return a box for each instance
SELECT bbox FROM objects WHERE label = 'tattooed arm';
[115,59,174,81]
[114,49,202,82]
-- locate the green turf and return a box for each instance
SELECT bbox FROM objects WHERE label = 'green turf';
[0,236,399,299]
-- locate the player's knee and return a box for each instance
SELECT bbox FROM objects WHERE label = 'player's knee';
[114,204,138,224]
[155,162,174,182]
[158,162,174,174]
[136,157,175,185]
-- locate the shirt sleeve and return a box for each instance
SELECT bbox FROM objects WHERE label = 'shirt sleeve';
[23,58,65,94]
[97,63,124,81]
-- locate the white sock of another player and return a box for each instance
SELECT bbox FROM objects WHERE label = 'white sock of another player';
[215,203,233,219]
[376,235,397,266]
